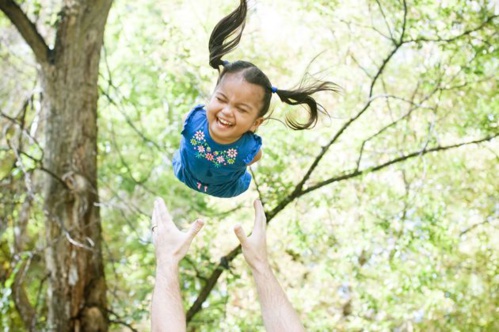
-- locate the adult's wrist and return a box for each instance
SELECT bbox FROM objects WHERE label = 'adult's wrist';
[155,260,180,279]
[249,260,272,276]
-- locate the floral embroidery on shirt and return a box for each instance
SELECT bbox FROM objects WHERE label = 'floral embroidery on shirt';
[191,130,238,167]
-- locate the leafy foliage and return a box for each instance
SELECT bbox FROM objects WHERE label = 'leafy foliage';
[1,0,498,331]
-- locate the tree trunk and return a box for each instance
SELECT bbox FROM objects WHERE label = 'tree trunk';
[1,0,112,330]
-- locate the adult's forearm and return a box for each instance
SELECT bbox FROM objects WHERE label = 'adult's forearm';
[151,264,186,332]
[251,265,306,332]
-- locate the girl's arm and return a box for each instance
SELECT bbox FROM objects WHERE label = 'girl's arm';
[247,148,263,166]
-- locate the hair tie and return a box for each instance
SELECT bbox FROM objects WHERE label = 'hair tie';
[222,60,230,66]
[271,86,278,93]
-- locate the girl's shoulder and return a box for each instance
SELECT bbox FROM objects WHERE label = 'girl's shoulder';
[186,104,206,122]
[244,131,262,146]
[182,105,206,132]
[239,131,262,164]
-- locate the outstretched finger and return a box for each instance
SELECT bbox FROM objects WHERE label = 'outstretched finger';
[187,219,205,241]
[233,223,248,246]
[253,199,266,234]
[154,197,173,230]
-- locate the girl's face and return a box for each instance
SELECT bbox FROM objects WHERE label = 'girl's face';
[206,72,265,145]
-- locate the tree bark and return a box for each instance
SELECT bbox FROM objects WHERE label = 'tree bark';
[1,0,113,330]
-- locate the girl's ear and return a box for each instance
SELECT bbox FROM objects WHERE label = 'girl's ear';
[251,117,265,132]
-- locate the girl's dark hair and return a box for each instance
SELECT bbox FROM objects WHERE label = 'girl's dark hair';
[208,0,339,130]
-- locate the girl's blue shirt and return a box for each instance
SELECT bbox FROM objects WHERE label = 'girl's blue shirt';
[173,105,262,198]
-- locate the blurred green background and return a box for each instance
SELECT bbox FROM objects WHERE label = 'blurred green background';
[1,0,498,330]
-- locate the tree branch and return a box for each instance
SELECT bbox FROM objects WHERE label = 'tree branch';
[0,0,51,64]
[185,132,498,321]
[99,85,163,151]
[374,0,395,42]
[108,309,140,332]
[354,93,436,171]
[302,133,499,195]
[186,245,241,321]
[293,3,410,197]
[405,14,499,44]
[460,219,494,237]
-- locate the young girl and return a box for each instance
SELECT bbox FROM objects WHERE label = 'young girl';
[173,0,339,198]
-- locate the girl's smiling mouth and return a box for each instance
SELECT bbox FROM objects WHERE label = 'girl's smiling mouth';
[217,117,234,127]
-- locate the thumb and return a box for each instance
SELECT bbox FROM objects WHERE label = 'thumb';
[233,223,247,245]
[187,219,205,240]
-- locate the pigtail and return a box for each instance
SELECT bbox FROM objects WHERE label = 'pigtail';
[274,80,340,130]
[209,0,248,70]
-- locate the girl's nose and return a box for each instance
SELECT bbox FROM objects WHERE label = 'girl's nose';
[221,105,234,116]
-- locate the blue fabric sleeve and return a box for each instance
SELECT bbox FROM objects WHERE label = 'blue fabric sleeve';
[181,104,204,135]
[243,134,263,164]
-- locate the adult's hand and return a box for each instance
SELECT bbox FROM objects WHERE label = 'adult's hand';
[233,199,269,271]
[151,197,204,332]
[233,199,306,332]
[151,197,204,267]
